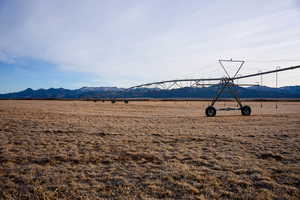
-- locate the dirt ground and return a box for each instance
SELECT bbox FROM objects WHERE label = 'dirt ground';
[0,100,299,200]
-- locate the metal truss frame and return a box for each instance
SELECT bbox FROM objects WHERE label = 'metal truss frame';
[129,65,300,90]
[129,62,300,116]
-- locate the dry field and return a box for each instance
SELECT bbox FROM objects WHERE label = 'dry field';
[0,100,300,200]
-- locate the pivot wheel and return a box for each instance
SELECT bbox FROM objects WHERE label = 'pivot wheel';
[241,105,251,116]
[205,106,216,117]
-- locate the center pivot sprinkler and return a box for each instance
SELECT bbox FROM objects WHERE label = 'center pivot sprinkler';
[129,60,300,117]
[205,59,251,117]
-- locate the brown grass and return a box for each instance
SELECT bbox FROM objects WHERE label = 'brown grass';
[0,100,299,199]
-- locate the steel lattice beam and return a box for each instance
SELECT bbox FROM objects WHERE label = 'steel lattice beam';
[129,65,300,90]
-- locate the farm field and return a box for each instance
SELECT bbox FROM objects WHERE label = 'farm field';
[0,100,300,199]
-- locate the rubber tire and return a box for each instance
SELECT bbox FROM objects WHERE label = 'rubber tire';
[205,106,216,117]
[241,105,251,116]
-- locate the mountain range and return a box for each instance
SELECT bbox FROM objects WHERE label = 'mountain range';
[1,85,300,99]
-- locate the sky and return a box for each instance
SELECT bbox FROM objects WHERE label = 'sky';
[0,0,300,93]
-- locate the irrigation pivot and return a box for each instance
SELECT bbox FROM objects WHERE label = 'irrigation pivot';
[129,60,300,117]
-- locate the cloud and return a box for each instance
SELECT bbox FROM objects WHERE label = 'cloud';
[0,0,300,87]
[0,51,16,64]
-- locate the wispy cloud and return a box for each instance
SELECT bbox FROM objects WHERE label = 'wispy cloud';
[0,0,300,89]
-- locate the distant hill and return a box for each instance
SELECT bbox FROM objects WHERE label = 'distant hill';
[0,86,300,99]
[77,87,124,92]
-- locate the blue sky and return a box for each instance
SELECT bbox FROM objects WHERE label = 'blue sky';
[0,0,300,93]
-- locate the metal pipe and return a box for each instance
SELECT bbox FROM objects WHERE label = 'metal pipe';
[233,65,300,80]
[129,65,300,89]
